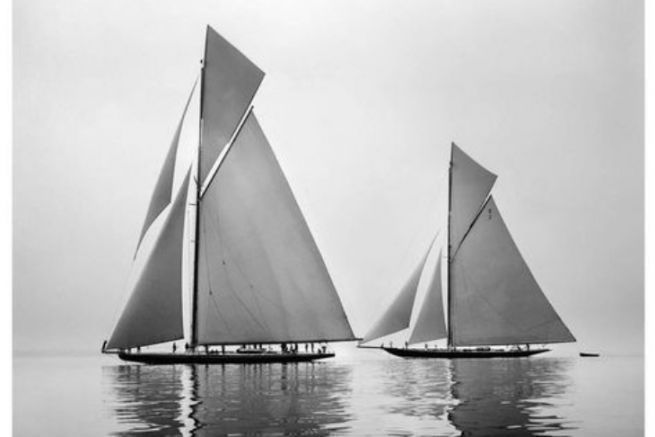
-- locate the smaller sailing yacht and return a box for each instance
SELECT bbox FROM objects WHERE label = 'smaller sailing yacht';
[102,26,356,364]
[360,143,575,358]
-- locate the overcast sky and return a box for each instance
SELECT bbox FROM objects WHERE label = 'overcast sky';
[14,0,643,354]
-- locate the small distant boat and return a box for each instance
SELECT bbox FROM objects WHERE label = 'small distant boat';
[102,26,357,364]
[359,144,576,359]
[579,352,600,357]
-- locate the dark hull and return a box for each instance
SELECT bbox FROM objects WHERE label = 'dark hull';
[116,351,334,364]
[579,352,600,357]
[381,347,550,359]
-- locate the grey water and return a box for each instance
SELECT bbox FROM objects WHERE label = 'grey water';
[14,346,642,436]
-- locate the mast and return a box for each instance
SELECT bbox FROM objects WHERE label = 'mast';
[190,49,207,349]
[447,143,454,349]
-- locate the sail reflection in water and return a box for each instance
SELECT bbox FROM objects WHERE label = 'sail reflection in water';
[449,358,576,436]
[104,363,352,436]
[104,365,191,435]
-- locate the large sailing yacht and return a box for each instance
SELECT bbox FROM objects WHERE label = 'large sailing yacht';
[360,143,575,358]
[102,26,356,364]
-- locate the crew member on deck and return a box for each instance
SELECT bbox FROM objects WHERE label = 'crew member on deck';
[172,343,177,353]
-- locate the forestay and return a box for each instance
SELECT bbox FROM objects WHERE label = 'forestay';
[408,250,447,344]
[108,171,191,349]
[195,112,355,344]
[450,197,575,346]
[199,26,264,186]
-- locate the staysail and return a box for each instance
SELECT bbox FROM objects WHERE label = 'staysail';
[361,247,431,344]
[134,80,198,256]
[450,196,576,346]
[195,112,355,344]
[108,171,191,349]
[449,143,497,256]
[408,250,447,344]
[199,26,264,187]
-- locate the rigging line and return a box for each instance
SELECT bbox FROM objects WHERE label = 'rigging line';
[199,103,257,197]
[220,258,269,334]
[450,194,494,262]
[208,292,232,335]
[205,199,269,333]
[199,214,232,334]
[200,206,235,334]
[205,196,287,317]
[229,230,294,316]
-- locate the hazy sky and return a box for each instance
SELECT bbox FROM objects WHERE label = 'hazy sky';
[13,0,643,354]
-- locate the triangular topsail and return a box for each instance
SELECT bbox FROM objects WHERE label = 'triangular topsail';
[134,79,198,256]
[408,250,447,344]
[199,26,265,187]
[361,246,432,344]
[450,196,576,346]
[108,170,191,349]
[449,143,497,257]
[195,112,355,344]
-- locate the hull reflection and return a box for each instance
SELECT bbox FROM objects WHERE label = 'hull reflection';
[448,358,576,436]
[104,362,352,436]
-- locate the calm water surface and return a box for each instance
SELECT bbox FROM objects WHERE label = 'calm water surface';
[14,347,643,436]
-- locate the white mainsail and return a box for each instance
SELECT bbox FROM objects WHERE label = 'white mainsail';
[195,112,355,344]
[134,80,198,256]
[199,25,264,186]
[107,171,191,349]
[450,196,575,346]
[361,247,431,344]
[408,250,447,344]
